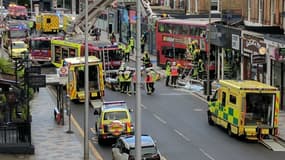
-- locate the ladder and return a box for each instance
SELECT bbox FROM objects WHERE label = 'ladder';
[102,49,110,79]
[74,0,114,34]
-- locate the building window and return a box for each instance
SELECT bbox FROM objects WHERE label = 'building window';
[211,0,219,11]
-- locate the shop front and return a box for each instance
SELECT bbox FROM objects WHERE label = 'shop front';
[264,34,285,110]
[241,30,266,83]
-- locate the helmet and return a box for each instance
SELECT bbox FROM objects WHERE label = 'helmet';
[177,63,181,67]
[199,59,203,63]
[172,61,176,66]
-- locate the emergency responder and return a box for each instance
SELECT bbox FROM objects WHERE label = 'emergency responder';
[124,43,131,62]
[141,51,151,68]
[170,62,179,87]
[165,61,171,86]
[132,71,137,94]
[120,43,126,60]
[150,68,156,93]
[129,36,135,54]
[118,67,125,93]
[123,68,132,94]
[145,69,154,95]
[193,47,201,62]
[198,59,205,80]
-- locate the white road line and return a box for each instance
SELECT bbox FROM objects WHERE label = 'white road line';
[153,113,167,124]
[199,148,215,160]
[141,104,147,109]
[174,129,191,142]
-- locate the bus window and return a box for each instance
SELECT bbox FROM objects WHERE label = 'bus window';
[69,48,76,57]
[62,48,68,59]
[162,46,186,60]
[158,23,165,33]
[165,23,173,33]
[55,46,61,63]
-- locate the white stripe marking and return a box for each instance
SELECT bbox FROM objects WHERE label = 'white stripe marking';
[153,113,167,124]
[199,148,215,160]
[174,129,191,142]
[141,104,147,109]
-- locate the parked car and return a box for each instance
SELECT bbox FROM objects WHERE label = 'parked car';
[94,101,134,145]
[10,40,28,58]
[112,135,161,160]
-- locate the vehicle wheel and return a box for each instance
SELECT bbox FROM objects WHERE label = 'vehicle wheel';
[98,137,104,145]
[227,125,233,137]
[207,111,214,126]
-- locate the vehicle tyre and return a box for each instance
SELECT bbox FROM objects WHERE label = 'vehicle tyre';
[98,137,104,145]
[207,111,214,126]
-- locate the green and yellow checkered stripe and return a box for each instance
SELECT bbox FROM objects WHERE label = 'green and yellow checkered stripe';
[209,102,239,126]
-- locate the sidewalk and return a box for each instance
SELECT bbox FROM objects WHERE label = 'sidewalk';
[0,88,96,160]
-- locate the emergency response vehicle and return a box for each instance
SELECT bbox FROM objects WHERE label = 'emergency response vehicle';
[29,34,64,64]
[51,39,122,70]
[36,13,60,33]
[207,80,285,151]
[8,4,27,20]
[64,56,104,103]
[2,21,29,51]
[94,101,134,145]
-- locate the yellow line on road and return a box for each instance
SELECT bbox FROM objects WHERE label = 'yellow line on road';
[71,115,103,160]
[48,87,103,160]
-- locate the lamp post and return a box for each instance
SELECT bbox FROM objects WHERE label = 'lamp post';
[207,0,211,99]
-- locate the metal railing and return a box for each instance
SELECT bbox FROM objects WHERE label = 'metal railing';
[0,122,31,145]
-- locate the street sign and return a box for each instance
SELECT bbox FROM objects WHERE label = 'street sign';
[28,75,46,88]
[59,66,68,77]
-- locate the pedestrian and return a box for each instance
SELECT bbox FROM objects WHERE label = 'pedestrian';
[129,36,135,54]
[165,61,171,86]
[145,69,154,95]
[170,62,179,87]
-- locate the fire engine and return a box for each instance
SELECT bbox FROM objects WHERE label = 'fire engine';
[8,4,27,20]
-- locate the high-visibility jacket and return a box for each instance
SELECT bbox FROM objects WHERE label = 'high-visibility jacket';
[165,64,171,76]
[124,45,131,53]
[118,71,124,82]
[198,61,204,72]
[123,70,132,82]
[129,38,134,47]
[171,66,179,76]
[150,70,157,82]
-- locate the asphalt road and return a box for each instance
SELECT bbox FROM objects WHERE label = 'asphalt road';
[67,76,285,160]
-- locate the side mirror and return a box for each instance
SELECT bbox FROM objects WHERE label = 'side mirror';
[94,109,99,115]
[129,108,134,112]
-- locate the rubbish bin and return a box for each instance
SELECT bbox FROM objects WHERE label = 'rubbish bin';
[203,80,212,95]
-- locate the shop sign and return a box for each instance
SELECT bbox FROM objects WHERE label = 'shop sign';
[243,34,266,55]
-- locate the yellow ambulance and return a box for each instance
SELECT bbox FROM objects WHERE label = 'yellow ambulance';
[207,80,280,141]
[36,13,59,33]
[64,56,104,103]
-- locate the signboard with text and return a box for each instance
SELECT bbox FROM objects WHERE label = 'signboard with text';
[28,75,46,88]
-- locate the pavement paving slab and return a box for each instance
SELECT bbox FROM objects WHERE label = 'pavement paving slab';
[0,88,96,160]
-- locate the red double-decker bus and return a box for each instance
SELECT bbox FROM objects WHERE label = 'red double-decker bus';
[29,35,64,64]
[155,18,219,68]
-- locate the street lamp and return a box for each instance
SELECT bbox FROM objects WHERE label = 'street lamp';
[207,0,211,99]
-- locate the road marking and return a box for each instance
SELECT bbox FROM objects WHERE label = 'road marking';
[174,129,191,142]
[199,148,215,160]
[193,108,204,112]
[153,113,167,124]
[141,104,147,109]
